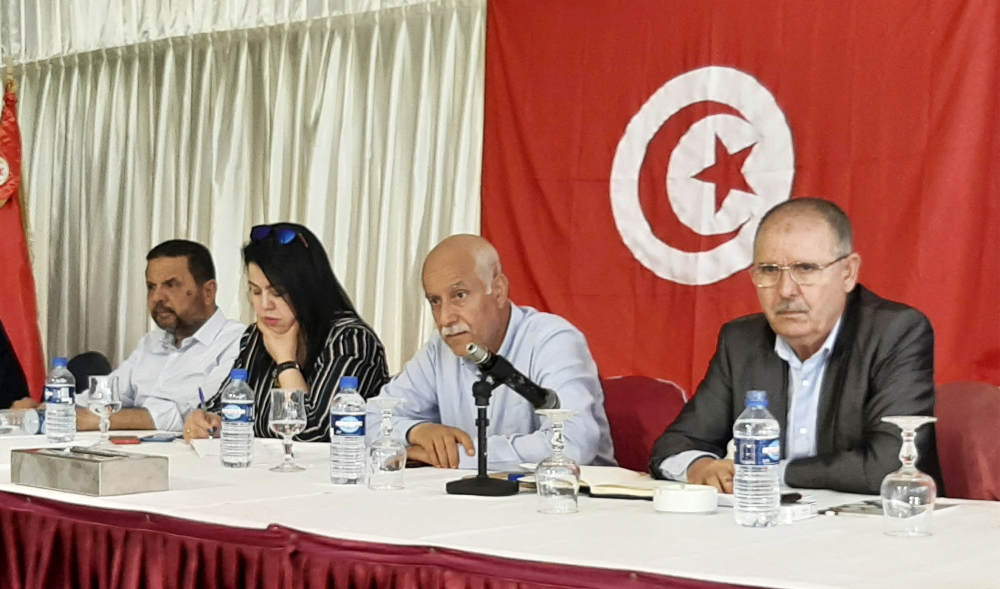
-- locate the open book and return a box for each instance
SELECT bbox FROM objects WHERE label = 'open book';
[517,464,679,499]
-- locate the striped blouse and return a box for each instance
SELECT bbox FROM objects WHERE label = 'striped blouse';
[208,314,389,442]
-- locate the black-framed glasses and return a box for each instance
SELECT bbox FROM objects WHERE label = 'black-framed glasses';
[250,225,309,248]
[751,253,850,288]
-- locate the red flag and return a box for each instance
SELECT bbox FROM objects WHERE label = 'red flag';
[0,75,45,399]
[482,1,1000,393]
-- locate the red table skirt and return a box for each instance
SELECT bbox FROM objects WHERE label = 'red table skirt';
[0,491,754,589]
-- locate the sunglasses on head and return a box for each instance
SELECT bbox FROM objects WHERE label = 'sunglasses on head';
[249,225,309,248]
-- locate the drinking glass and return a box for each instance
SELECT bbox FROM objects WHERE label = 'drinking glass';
[268,389,307,472]
[366,397,407,490]
[880,415,938,536]
[87,375,121,447]
[535,409,580,514]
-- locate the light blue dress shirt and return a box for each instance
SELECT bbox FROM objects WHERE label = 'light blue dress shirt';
[660,318,842,483]
[372,303,617,469]
[111,308,244,431]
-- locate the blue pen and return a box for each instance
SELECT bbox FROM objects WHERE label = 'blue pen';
[198,387,217,436]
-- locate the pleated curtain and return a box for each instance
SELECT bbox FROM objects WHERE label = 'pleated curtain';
[2,0,485,371]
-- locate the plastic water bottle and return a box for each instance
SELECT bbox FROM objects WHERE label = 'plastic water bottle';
[44,357,77,443]
[329,376,366,484]
[0,409,42,435]
[733,389,781,527]
[220,369,254,468]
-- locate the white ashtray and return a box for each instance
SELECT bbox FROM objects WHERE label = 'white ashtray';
[653,483,718,514]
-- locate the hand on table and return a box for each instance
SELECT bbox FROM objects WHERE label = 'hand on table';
[687,457,734,493]
[184,410,222,443]
[406,423,474,468]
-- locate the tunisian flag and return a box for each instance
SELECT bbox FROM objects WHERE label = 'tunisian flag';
[0,77,45,398]
[482,1,1000,393]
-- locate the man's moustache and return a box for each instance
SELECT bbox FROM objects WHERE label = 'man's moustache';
[775,301,809,314]
[441,323,470,336]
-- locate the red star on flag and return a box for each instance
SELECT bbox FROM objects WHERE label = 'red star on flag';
[693,135,757,212]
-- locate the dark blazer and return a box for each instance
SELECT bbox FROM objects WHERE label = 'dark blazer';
[0,319,30,409]
[650,285,942,495]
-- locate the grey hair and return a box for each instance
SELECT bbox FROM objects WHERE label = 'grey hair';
[754,197,853,256]
[473,243,502,294]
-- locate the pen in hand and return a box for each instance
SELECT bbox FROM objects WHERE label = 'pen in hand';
[198,387,218,437]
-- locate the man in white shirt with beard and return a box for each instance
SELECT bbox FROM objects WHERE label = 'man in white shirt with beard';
[16,240,244,432]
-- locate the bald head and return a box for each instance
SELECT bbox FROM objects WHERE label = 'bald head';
[423,234,503,293]
[422,234,511,357]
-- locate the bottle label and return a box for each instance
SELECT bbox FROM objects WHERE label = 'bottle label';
[221,403,254,423]
[734,437,780,466]
[44,384,76,405]
[331,413,365,436]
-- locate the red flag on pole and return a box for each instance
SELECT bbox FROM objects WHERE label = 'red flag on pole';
[0,72,45,399]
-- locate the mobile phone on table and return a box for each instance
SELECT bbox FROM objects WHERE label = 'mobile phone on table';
[109,435,142,444]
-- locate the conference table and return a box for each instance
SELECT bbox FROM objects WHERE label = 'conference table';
[1,432,997,589]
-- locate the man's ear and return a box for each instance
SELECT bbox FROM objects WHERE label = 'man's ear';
[202,279,218,304]
[842,252,861,292]
[493,273,510,307]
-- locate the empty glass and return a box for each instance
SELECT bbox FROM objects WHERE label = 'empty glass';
[268,389,307,472]
[535,409,580,514]
[366,397,407,490]
[87,376,121,447]
[880,415,938,536]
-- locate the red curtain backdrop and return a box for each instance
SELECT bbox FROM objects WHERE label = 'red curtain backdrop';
[481,1,1000,394]
[0,81,45,398]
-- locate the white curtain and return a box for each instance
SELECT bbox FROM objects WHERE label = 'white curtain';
[5,0,485,372]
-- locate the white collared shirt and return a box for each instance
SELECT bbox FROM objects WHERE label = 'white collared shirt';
[110,308,245,431]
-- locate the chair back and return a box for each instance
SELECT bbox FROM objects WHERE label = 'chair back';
[936,381,1000,500]
[602,376,687,472]
[67,352,112,393]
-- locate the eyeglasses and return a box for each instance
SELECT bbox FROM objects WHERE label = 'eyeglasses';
[751,253,850,288]
[250,225,309,248]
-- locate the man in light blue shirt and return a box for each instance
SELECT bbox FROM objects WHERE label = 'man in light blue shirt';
[373,234,615,469]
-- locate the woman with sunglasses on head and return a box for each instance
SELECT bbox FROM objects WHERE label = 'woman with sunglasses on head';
[183,222,389,442]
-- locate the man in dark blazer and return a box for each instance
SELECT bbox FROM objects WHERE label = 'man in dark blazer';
[0,318,31,409]
[650,198,941,495]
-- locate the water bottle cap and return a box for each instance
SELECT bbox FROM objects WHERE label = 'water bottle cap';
[745,389,769,407]
[53,357,68,367]
[339,376,359,390]
[230,368,249,381]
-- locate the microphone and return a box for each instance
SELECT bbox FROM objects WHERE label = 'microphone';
[465,343,560,409]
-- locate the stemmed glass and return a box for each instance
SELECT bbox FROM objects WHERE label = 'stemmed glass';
[87,375,121,447]
[880,415,938,536]
[535,409,580,514]
[366,397,407,490]
[268,389,307,472]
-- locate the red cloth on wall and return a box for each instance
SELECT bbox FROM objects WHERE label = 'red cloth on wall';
[481,1,1000,393]
[0,81,45,398]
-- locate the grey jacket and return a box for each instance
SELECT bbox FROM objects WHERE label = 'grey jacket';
[650,285,942,495]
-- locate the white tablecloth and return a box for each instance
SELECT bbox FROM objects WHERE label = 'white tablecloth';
[1,432,997,589]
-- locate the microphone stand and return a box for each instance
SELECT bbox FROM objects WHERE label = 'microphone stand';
[445,374,519,496]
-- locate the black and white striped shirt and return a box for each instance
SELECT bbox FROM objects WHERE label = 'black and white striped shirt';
[209,315,389,442]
